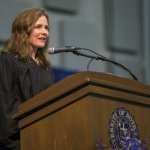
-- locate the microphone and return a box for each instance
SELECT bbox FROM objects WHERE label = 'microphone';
[47,46,79,54]
[48,45,138,81]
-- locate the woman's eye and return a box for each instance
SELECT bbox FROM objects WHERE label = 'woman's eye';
[34,24,41,29]
[34,24,49,31]
[45,26,49,31]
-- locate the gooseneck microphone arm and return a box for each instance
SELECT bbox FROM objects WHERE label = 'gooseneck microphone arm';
[48,46,138,81]
[72,50,138,81]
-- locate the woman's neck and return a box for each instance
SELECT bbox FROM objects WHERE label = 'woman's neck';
[31,48,39,64]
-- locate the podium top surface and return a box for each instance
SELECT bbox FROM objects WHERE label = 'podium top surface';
[14,71,150,121]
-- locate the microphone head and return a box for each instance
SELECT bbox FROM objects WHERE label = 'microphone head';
[47,46,79,54]
[47,47,55,54]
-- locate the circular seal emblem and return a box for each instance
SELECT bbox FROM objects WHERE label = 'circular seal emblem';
[109,108,139,150]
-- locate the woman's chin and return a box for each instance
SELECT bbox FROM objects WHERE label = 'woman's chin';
[37,45,46,49]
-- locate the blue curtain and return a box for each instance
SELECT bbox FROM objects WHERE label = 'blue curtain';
[52,67,77,83]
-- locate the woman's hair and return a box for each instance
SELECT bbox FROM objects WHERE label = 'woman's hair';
[3,8,50,67]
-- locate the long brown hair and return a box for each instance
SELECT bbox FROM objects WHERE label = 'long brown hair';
[3,8,50,68]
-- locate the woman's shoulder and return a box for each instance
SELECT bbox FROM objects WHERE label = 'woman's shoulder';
[0,51,19,61]
[0,51,23,70]
[0,51,30,76]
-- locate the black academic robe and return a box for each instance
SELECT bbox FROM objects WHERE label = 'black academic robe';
[0,52,53,150]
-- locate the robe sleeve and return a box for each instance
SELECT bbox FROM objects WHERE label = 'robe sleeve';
[0,52,19,149]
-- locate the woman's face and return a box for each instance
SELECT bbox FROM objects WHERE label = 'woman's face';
[29,15,49,50]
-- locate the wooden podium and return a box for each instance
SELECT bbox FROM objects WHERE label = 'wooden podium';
[15,72,150,150]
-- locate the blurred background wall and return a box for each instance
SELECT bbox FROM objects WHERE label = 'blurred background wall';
[0,0,150,84]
